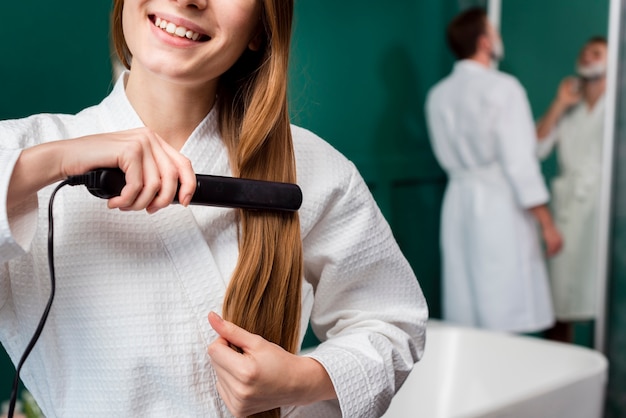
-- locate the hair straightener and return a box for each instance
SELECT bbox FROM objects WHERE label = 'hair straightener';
[67,167,303,211]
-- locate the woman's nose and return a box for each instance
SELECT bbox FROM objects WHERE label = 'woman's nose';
[175,0,207,10]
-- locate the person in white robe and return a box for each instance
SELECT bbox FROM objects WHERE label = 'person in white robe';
[536,37,608,342]
[425,7,562,333]
[0,0,427,417]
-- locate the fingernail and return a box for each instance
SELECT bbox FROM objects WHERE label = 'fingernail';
[210,311,224,323]
[182,194,192,207]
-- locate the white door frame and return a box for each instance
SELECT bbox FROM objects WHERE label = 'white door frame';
[595,0,621,352]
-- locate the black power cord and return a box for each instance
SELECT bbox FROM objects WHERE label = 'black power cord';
[6,180,70,418]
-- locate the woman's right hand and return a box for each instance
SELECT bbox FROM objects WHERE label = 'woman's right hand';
[9,128,196,213]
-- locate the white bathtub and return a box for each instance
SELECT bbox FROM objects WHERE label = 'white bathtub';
[382,320,608,418]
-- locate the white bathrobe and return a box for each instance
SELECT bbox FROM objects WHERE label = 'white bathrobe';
[425,60,554,333]
[537,96,605,321]
[0,75,427,417]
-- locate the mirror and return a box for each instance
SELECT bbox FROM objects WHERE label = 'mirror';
[492,0,612,350]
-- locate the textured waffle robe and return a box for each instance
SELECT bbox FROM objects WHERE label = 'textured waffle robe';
[0,74,427,417]
[425,60,554,333]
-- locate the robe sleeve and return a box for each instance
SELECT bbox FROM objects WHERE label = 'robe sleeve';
[0,114,76,266]
[0,122,43,309]
[537,127,559,160]
[300,162,428,418]
[493,80,550,208]
[0,149,39,263]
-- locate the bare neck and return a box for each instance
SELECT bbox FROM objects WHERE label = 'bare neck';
[582,78,606,110]
[468,52,492,69]
[124,67,218,150]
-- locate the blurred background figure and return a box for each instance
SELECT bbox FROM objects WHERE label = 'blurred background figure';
[425,7,563,333]
[536,37,608,343]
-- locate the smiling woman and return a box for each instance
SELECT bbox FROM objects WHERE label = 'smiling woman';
[0,0,427,417]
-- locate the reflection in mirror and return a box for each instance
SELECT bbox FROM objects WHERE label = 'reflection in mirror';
[497,0,609,348]
[535,38,607,344]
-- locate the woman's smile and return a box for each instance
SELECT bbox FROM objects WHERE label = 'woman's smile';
[149,15,210,43]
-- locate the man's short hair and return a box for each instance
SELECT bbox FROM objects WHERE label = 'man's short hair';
[446,7,488,60]
[586,35,608,46]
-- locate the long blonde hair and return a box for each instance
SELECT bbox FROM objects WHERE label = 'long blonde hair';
[112,2,302,417]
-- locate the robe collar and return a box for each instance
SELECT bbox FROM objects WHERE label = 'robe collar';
[454,59,491,74]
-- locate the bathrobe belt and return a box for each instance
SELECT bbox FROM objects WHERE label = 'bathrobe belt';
[448,162,504,182]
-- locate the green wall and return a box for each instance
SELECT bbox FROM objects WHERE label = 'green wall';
[0,3,114,118]
[289,1,458,344]
[291,0,463,347]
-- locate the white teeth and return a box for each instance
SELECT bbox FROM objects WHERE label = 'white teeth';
[153,17,203,41]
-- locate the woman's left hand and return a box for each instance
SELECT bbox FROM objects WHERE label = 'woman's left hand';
[207,312,336,416]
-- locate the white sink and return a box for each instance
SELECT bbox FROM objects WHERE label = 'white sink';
[382,320,608,418]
